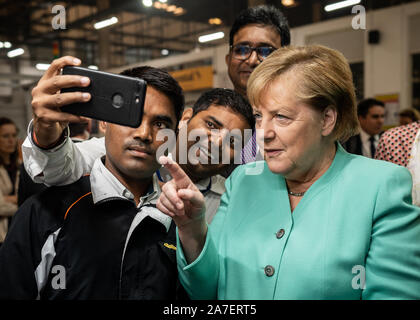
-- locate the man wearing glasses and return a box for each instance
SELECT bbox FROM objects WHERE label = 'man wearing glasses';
[225,5,291,163]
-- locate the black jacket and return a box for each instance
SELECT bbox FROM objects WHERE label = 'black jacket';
[0,176,187,300]
[341,132,384,157]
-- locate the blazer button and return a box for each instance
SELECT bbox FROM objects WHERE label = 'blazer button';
[276,229,285,239]
[264,265,275,277]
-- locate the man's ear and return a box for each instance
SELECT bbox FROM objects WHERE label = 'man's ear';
[225,53,230,67]
[99,121,107,135]
[321,106,337,137]
[178,108,193,130]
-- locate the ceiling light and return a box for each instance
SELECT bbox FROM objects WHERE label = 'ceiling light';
[281,0,297,6]
[7,48,24,58]
[174,7,185,15]
[94,16,118,29]
[36,63,51,71]
[161,49,169,56]
[198,31,224,43]
[142,0,153,7]
[209,18,222,25]
[159,0,167,2]
[324,0,361,12]
[88,65,99,70]
[4,41,11,48]
[0,42,3,49]
[166,5,176,12]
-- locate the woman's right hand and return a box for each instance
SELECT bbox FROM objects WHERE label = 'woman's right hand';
[31,56,91,148]
[157,156,207,263]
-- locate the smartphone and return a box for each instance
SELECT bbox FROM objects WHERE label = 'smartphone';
[61,66,147,128]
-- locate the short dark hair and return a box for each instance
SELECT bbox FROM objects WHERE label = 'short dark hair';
[69,122,89,137]
[229,5,290,47]
[191,88,255,130]
[120,66,184,125]
[357,98,385,117]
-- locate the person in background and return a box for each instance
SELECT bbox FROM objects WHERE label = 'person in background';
[399,108,420,126]
[342,98,385,158]
[68,120,91,142]
[0,117,20,248]
[157,45,420,300]
[225,5,290,165]
[375,115,420,206]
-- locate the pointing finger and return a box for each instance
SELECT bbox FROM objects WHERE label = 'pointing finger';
[159,156,195,190]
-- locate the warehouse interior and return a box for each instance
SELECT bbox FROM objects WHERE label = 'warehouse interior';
[0,0,420,135]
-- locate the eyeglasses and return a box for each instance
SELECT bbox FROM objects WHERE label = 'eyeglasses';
[230,44,277,62]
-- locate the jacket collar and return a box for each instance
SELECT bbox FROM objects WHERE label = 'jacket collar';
[89,157,171,232]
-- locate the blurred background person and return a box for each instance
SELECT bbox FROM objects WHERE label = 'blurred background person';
[343,98,385,158]
[68,120,91,142]
[399,108,420,126]
[376,110,420,206]
[0,117,20,247]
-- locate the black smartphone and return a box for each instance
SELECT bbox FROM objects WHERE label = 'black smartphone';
[61,66,147,128]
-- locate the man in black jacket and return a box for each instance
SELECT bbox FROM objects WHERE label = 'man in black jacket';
[342,98,385,158]
[0,63,186,299]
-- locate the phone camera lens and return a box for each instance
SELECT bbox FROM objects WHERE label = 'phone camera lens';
[112,93,124,109]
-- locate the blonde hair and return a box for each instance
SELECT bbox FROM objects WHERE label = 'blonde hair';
[247,45,359,142]
[399,108,420,122]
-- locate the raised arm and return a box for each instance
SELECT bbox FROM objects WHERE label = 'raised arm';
[22,56,105,186]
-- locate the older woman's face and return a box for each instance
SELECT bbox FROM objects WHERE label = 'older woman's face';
[254,74,331,178]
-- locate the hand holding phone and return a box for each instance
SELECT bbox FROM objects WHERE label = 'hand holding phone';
[61,66,147,128]
[31,56,92,148]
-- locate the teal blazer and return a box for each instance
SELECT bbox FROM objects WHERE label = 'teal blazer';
[177,144,420,299]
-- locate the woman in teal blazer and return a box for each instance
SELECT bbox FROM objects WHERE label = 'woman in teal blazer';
[157,45,420,299]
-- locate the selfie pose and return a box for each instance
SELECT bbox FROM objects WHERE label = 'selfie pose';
[0,66,188,299]
[0,117,20,248]
[157,45,420,300]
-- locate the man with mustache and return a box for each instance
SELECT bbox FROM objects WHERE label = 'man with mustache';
[19,56,254,225]
[19,4,287,213]
[0,61,187,299]
[225,5,290,164]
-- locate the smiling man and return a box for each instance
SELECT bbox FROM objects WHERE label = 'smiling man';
[0,64,187,299]
[160,88,254,222]
[19,56,254,226]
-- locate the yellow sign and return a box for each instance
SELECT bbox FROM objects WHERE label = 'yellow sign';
[169,66,213,92]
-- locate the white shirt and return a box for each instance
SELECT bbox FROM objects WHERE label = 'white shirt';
[157,167,225,224]
[90,156,172,231]
[22,121,226,223]
[359,129,379,158]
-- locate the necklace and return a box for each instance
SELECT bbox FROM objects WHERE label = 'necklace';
[287,190,305,197]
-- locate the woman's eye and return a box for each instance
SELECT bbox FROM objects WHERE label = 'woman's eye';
[253,114,262,120]
[275,114,288,120]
